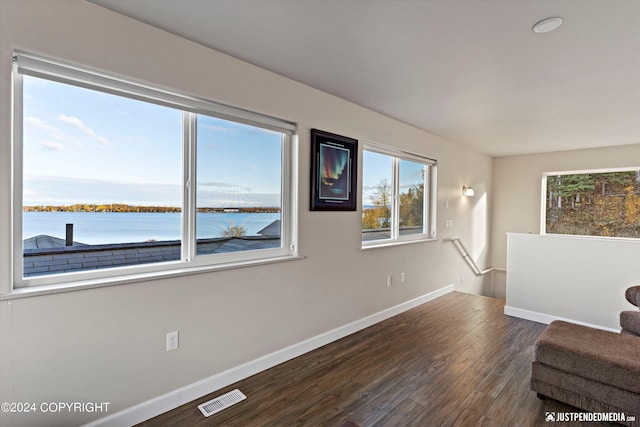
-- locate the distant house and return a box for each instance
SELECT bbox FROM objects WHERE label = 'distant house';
[257,220,281,238]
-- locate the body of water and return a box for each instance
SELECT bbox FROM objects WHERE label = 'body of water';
[23,212,280,245]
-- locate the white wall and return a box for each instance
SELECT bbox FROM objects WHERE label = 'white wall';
[0,2,493,426]
[505,233,640,331]
[491,144,640,298]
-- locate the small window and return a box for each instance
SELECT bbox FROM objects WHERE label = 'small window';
[361,143,436,246]
[14,52,296,288]
[543,169,640,238]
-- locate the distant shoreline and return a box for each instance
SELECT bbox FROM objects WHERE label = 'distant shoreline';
[23,204,280,213]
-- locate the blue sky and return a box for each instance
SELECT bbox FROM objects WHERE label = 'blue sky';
[362,150,425,206]
[22,76,282,208]
[362,151,392,206]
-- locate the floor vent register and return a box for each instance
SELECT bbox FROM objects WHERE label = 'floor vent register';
[198,389,247,417]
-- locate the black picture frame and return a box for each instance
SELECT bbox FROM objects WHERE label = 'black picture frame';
[310,129,358,211]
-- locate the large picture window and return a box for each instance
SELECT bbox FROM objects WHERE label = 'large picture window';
[361,143,436,246]
[543,169,640,238]
[13,52,296,288]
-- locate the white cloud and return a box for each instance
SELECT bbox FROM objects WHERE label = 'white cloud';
[198,181,245,189]
[24,116,65,140]
[199,123,231,132]
[247,127,279,136]
[196,191,280,208]
[21,174,280,208]
[58,114,109,145]
[40,141,67,152]
[23,175,181,206]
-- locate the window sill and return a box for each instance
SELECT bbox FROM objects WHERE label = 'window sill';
[361,237,437,251]
[1,254,305,301]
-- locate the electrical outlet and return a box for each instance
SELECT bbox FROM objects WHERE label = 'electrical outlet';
[386,275,392,288]
[166,331,179,351]
[401,272,405,282]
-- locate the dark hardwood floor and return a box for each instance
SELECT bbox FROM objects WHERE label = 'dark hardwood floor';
[138,292,606,427]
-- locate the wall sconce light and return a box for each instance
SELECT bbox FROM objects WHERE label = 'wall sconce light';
[462,186,475,197]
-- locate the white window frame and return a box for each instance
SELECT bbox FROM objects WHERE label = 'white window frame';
[361,142,437,248]
[541,166,640,239]
[11,52,298,290]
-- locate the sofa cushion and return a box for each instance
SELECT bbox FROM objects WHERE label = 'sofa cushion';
[621,311,640,337]
[534,321,640,394]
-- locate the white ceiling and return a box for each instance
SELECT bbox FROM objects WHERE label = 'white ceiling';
[91,0,640,157]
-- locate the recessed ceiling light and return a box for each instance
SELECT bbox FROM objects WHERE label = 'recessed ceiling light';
[532,17,563,34]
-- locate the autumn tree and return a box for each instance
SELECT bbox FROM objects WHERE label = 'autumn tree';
[363,178,424,232]
[362,178,392,230]
[399,184,424,228]
[221,223,247,237]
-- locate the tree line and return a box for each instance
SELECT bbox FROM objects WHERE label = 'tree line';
[546,170,640,237]
[362,178,423,230]
[24,204,280,213]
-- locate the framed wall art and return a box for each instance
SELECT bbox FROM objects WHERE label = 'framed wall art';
[310,129,358,211]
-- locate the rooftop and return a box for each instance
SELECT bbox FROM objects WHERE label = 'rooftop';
[23,237,280,277]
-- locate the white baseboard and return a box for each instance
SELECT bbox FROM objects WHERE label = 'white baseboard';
[86,284,454,427]
[503,305,620,333]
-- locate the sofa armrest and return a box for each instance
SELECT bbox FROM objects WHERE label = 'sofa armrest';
[621,311,640,337]
[625,286,640,308]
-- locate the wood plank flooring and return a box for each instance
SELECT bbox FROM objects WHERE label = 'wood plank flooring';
[137,292,605,427]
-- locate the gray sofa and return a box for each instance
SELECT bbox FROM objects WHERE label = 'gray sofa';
[621,286,640,337]
[531,286,640,427]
